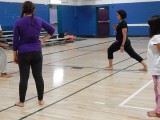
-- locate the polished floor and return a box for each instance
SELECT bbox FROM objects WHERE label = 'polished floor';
[0,37,157,120]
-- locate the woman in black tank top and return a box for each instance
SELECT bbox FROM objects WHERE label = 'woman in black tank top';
[107,10,147,71]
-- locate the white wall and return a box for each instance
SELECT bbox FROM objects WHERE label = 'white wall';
[1,0,159,5]
[76,0,160,5]
[0,0,49,4]
[61,0,77,5]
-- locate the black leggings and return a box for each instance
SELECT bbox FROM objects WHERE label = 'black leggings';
[107,39,143,62]
[18,51,44,102]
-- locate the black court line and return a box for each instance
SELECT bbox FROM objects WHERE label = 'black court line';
[45,48,106,65]
[41,41,111,56]
[19,58,147,120]
[8,48,107,75]
[45,51,147,69]
[46,64,104,70]
[0,50,147,113]
[7,40,113,63]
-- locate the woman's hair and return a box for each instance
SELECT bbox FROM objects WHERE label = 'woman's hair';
[148,15,160,37]
[21,1,35,18]
[117,10,127,19]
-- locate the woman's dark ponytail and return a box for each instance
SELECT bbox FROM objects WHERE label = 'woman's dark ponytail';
[20,1,35,18]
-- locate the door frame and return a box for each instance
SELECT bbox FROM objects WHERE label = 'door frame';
[96,6,110,37]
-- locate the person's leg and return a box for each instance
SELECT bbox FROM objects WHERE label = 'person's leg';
[147,75,160,117]
[30,51,44,105]
[107,59,113,70]
[124,40,147,71]
[107,41,120,70]
[15,53,31,107]
[0,47,11,78]
[140,60,147,71]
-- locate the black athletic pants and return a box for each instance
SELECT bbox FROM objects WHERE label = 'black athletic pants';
[107,39,143,62]
[18,51,44,102]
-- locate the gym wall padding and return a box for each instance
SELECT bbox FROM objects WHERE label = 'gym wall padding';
[0,1,49,31]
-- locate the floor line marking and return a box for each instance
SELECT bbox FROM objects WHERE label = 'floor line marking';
[120,105,154,111]
[119,80,153,107]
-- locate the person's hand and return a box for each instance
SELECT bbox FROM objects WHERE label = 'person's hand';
[112,24,117,31]
[40,38,45,44]
[13,54,18,64]
[0,42,9,47]
[120,46,124,52]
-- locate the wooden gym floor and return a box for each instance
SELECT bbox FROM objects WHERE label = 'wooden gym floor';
[0,37,158,120]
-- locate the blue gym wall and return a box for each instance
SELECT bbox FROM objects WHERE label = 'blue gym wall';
[0,2,49,31]
[57,6,78,35]
[1,1,160,36]
[58,1,160,36]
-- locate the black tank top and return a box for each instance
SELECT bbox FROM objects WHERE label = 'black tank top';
[116,20,128,42]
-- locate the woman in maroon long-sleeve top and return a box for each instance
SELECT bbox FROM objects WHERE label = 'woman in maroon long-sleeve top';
[13,1,55,107]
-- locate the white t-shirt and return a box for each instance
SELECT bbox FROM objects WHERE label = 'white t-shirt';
[147,35,160,75]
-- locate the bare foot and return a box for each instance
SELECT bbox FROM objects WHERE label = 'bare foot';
[15,102,24,107]
[139,68,147,71]
[38,100,45,105]
[147,110,160,117]
[105,66,113,70]
[0,73,12,78]
[147,110,157,117]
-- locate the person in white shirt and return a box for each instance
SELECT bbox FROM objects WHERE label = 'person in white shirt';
[147,15,160,118]
[0,24,11,78]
